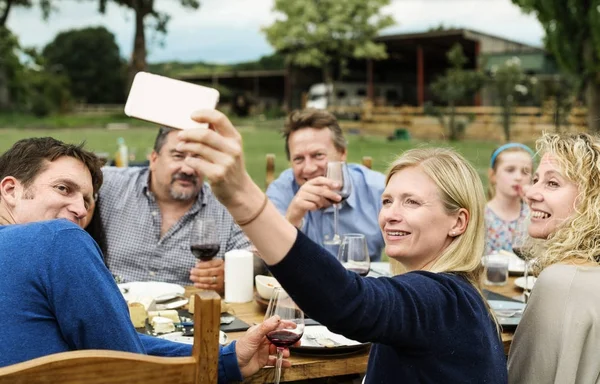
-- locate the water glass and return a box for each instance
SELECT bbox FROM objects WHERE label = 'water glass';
[337,233,370,276]
[483,253,509,286]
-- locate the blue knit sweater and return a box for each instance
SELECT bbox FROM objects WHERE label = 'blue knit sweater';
[269,231,507,383]
[0,220,241,383]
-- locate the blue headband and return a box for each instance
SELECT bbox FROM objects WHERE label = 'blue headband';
[490,143,535,168]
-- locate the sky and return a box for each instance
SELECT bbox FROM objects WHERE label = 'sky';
[7,0,545,64]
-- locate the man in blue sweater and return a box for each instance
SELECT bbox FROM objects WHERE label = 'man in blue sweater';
[0,137,288,382]
[266,108,385,260]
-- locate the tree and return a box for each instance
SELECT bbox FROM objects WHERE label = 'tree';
[511,0,600,133]
[0,28,71,115]
[43,26,126,103]
[490,57,536,142]
[427,44,485,141]
[98,0,200,89]
[0,0,52,27]
[0,26,27,109]
[262,0,394,85]
[0,0,53,109]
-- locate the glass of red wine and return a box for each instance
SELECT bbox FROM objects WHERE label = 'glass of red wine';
[337,233,371,276]
[323,161,352,245]
[512,217,532,302]
[264,287,304,384]
[190,219,220,261]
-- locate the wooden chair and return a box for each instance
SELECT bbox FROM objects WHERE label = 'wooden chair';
[264,153,373,189]
[0,291,222,384]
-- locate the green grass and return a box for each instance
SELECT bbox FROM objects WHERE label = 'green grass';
[0,116,498,188]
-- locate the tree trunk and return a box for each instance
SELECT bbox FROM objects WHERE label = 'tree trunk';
[502,98,512,142]
[127,1,148,92]
[585,79,600,133]
[0,0,13,27]
[449,102,457,141]
[322,64,333,106]
[0,66,10,110]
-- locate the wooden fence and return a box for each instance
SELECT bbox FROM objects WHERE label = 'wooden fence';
[330,104,588,142]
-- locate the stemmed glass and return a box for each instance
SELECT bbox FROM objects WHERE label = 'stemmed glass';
[323,161,352,245]
[337,233,371,276]
[512,217,532,302]
[265,288,305,384]
[190,219,220,261]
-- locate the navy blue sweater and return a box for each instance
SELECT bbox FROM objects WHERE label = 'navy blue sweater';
[269,231,507,383]
[0,220,241,383]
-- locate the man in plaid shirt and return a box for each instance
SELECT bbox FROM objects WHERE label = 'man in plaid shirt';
[98,127,253,293]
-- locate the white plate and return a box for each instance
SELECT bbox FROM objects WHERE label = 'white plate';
[300,325,361,348]
[488,300,526,328]
[507,254,526,274]
[514,276,537,290]
[118,282,185,302]
[368,262,391,277]
[157,330,228,345]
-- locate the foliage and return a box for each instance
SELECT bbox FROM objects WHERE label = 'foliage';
[511,0,600,133]
[43,26,127,104]
[26,67,72,116]
[148,53,286,78]
[489,57,537,141]
[262,0,394,84]
[43,27,125,104]
[540,75,577,133]
[0,27,71,115]
[0,0,53,26]
[98,0,200,86]
[0,27,26,109]
[428,44,485,141]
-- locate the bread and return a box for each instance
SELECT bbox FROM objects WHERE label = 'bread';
[128,302,147,328]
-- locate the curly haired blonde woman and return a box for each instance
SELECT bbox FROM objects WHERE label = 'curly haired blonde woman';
[176,110,507,383]
[508,132,600,383]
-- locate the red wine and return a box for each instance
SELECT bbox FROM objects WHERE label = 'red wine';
[512,247,527,260]
[191,244,220,261]
[347,267,369,276]
[266,330,303,348]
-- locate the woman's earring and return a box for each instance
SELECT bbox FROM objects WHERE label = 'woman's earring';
[451,231,456,237]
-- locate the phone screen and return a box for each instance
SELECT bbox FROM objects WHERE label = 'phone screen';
[124,72,220,130]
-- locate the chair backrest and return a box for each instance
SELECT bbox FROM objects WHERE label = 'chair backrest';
[0,291,222,384]
[264,153,373,189]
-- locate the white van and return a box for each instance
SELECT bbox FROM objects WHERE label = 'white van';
[306,82,402,110]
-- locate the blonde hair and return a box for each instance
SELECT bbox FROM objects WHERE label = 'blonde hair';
[529,133,600,272]
[487,145,534,200]
[386,148,486,282]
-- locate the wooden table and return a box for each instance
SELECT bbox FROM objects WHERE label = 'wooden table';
[186,274,524,382]
[485,275,525,355]
[185,287,369,383]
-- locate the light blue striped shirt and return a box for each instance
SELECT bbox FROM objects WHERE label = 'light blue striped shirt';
[266,164,386,261]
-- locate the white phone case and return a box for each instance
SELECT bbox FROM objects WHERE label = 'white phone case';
[124,72,220,130]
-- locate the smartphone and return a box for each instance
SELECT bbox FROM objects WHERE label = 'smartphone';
[124,72,220,130]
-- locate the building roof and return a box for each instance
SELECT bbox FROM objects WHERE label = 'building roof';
[377,28,543,52]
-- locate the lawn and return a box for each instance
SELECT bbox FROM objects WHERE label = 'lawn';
[0,116,498,188]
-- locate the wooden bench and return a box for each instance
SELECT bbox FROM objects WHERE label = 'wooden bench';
[0,292,222,384]
[265,154,373,189]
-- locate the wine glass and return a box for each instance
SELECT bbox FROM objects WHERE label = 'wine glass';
[337,233,371,276]
[265,287,305,384]
[190,219,220,261]
[511,217,532,302]
[323,161,352,245]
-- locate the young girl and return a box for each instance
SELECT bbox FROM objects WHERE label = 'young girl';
[485,143,534,255]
